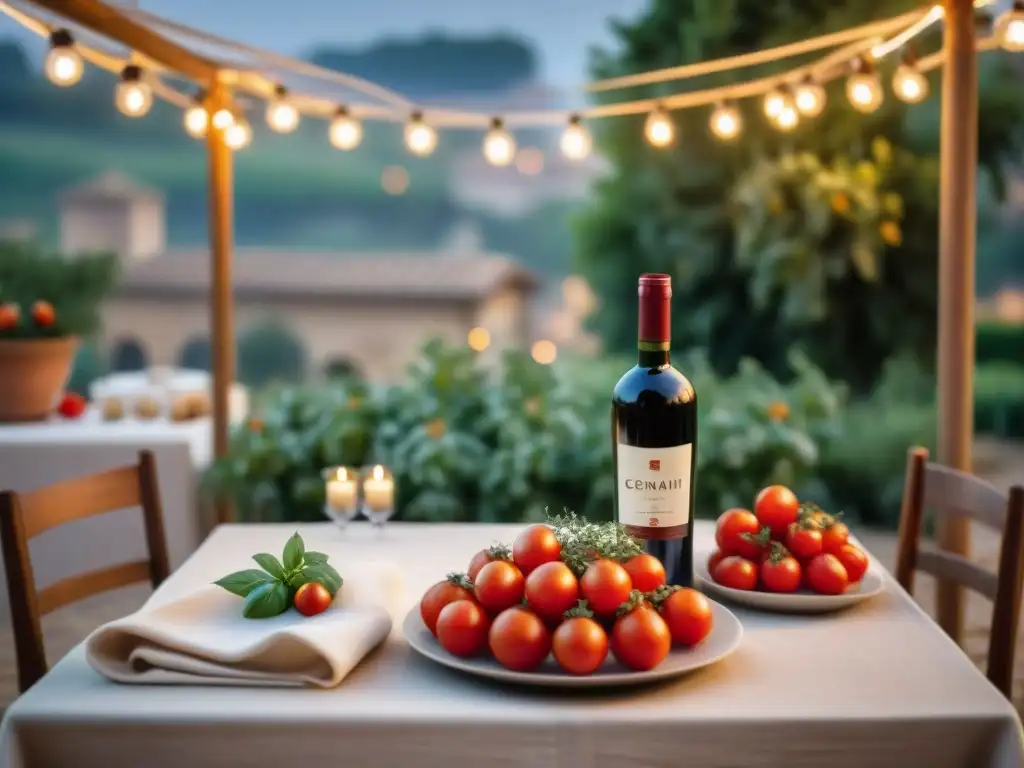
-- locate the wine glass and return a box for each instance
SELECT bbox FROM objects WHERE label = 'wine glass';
[360,464,395,534]
[322,466,360,530]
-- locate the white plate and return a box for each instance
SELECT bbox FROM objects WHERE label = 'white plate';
[695,551,885,614]
[402,599,743,689]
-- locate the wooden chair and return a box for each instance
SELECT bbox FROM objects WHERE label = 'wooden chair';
[895,446,1024,698]
[0,450,170,693]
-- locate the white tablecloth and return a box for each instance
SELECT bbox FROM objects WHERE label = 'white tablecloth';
[1,521,1021,768]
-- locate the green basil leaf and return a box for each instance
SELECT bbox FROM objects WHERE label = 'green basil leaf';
[214,569,276,598]
[282,532,305,572]
[252,553,285,580]
[303,551,329,566]
[301,562,343,597]
[242,580,290,619]
[288,569,311,589]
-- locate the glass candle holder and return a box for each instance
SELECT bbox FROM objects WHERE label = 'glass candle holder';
[361,464,395,531]
[322,466,360,529]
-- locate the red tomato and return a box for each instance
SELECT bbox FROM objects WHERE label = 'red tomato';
[580,559,633,616]
[468,544,511,581]
[806,554,850,595]
[715,508,769,560]
[552,616,608,675]
[784,523,823,561]
[760,554,802,593]
[473,560,525,614]
[658,587,713,647]
[524,561,579,622]
[754,485,800,538]
[834,544,868,583]
[0,303,18,330]
[611,604,671,671]
[822,522,851,555]
[57,392,87,419]
[623,553,666,593]
[30,300,55,328]
[711,556,758,591]
[512,524,562,575]
[707,550,726,575]
[436,599,490,657]
[294,581,332,616]
[419,573,474,636]
[489,607,551,671]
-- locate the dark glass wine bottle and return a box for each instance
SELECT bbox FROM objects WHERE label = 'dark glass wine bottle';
[611,273,697,588]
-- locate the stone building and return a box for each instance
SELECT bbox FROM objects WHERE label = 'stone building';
[59,173,539,382]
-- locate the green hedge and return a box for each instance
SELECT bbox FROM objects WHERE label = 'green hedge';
[977,322,1024,366]
[976,363,1024,439]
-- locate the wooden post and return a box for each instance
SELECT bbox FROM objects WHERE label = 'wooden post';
[206,81,235,525]
[935,0,978,644]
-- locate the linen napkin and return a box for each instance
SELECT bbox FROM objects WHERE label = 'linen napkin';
[85,560,404,688]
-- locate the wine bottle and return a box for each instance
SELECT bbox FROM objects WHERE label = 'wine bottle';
[611,273,697,588]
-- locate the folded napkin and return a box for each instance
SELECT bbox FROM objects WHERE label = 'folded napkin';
[85,560,405,688]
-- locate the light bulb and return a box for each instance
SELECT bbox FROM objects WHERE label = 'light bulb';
[211,108,234,130]
[794,79,826,118]
[644,106,674,148]
[224,118,252,150]
[266,86,299,133]
[404,112,437,157]
[846,61,883,113]
[482,118,516,166]
[998,2,1024,52]
[893,63,928,103]
[183,92,208,139]
[774,101,799,132]
[560,115,591,160]
[709,103,742,141]
[115,65,152,118]
[45,30,82,87]
[763,89,786,120]
[329,107,363,150]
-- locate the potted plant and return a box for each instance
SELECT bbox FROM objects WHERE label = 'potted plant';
[0,241,119,422]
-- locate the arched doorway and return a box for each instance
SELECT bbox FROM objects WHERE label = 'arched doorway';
[178,335,211,371]
[110,337,148,371]
[323,356,362,381]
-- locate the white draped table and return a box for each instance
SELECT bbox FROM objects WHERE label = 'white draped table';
[1,521,1022,768]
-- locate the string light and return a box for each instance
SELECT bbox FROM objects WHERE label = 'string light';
[183,90,208,138]
[467,327,491,352]
[893,49,928,103]
[560,114,592,160]
[44,29,83,87]
[846,58,884,113]
[211,108,234,131]
[329,106,362,150]
[774,96,800,131]
[793,76,826,118]
[115,65,152,118]
[709,102,742,141]
[531,340,557,365]
[224,116,252,150]
[266,85,300,133]
[482,117,516,166]
[997,0,1024,51]
[404,111,438,157]
[763,88,787,120]
[644,105,675,148]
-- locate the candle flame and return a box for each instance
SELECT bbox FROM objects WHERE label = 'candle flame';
[373,465,385,481]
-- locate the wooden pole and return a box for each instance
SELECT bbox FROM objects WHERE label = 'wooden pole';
[206,81,235,525]
[935,0,978,644]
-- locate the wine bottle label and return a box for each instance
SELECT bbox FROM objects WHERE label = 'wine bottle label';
[615,442,692,529]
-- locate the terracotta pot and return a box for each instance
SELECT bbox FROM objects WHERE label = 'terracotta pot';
[0,337,78,422]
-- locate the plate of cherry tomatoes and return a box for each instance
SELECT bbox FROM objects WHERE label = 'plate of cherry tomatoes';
[695,485,885,614]
[407,518,743,688]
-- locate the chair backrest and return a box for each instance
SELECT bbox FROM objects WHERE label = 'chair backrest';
[0,450,170,692]
[895,446,1024,698]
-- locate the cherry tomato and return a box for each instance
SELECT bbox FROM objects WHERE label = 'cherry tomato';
[760,553,802,594]
[580,559,633,616]
[524,561,579,622]
[552,616,608,675]
[489,607,551,671]
[468,544,511,581]
[711,556,758,591]
[30,300,55,328]
[512,524,562,575]
[420,573,474,636]
[754,485,800,538]
[784,523,823,561]
[0,303,18,330]
[806,553,850,595]
[436,599,490,657]
[715,508,768,560]
[658,587,713,647]
[611,604,671,671]
[822,522,851,555]
[834,544,868,583]
[294,581,332,616]
[707,550,726,575]
[474,560,525,614]
[623,553,666,592]
[57,392,87,419]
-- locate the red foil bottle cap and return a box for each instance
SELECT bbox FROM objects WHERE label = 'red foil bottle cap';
[638,273,671,342]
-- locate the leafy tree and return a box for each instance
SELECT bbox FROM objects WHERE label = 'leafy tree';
[237,320,308,388]
[574,1,1024,392]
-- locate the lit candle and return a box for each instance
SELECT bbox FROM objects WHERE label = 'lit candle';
[325,467,358,511]
[362,465,394,513]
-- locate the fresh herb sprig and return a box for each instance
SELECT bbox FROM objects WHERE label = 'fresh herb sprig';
[547,509,643,575]
[214,532,343,619]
